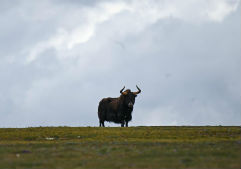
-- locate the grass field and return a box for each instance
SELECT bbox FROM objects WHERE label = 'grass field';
[0,126,240,169]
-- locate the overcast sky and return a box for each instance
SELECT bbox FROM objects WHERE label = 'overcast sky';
[0,0,240,127]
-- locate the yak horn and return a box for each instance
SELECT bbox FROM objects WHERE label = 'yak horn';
[120,86,125,93]
[133,85,141,95]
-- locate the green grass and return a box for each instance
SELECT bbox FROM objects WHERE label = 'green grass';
[0,126,240,169]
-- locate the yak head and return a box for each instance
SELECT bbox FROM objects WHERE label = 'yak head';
[120,85,141,108]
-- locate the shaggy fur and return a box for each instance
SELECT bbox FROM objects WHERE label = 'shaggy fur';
[98,86,141,127]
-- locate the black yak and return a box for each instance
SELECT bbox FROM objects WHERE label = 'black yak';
[98,85,141,127]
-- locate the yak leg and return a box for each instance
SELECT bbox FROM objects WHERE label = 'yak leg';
[125,121,128,127]
[101,121,105,127]
[121,121,125,127]
[99,120,105,127]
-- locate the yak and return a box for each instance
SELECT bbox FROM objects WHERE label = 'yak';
[98,85,141,127]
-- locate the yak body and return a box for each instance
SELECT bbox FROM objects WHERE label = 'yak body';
[98,86,141,127]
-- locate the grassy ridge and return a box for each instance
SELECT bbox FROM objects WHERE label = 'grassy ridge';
[0,126,240,169]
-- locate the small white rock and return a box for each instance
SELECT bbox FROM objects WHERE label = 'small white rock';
[45,137,54,140]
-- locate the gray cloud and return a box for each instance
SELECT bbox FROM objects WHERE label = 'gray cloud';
[0,0,240,127]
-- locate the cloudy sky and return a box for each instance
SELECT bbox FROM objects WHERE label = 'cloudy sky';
[0,0,240,127]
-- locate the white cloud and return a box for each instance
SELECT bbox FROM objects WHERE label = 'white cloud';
[25,1,129,63]
[24,0,240,63]
[206,0,239,22]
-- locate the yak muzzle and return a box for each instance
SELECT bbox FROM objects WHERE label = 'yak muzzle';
[128,102,133,108]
